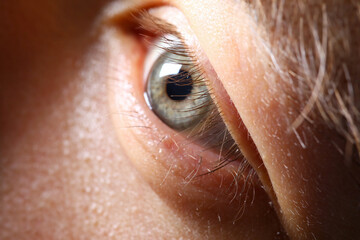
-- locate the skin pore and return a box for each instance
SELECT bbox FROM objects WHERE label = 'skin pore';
[1,0,359,239]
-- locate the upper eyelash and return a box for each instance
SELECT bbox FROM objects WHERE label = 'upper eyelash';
[133,10,250,176]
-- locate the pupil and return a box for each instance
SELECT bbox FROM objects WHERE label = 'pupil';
[166,69,193,101]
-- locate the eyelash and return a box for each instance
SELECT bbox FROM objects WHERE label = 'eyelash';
[133,10,252,176]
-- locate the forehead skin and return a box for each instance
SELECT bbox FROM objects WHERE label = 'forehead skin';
[0,0,359,240]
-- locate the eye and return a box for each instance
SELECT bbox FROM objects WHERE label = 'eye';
[145,35,212,131]
[140,31,246,169]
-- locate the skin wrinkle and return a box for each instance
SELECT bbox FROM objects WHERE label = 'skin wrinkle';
[1,0,360,239]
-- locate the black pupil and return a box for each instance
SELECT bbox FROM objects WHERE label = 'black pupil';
[166,69,193,101]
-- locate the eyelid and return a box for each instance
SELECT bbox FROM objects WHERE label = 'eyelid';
[132,9,202,66]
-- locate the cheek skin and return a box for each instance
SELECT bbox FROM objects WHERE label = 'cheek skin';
[172,0,360,238]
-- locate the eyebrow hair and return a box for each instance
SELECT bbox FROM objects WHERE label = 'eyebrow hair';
[246,0,360,183]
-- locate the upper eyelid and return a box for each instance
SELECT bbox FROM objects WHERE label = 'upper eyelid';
[128,10,208,87]
[133,10,183,40]
[128,10,199,60]
[109,7,207,78]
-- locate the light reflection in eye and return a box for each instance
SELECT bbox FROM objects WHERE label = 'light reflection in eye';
[158,63,182,78]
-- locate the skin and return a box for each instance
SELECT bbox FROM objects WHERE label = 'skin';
[0,0,359,239]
